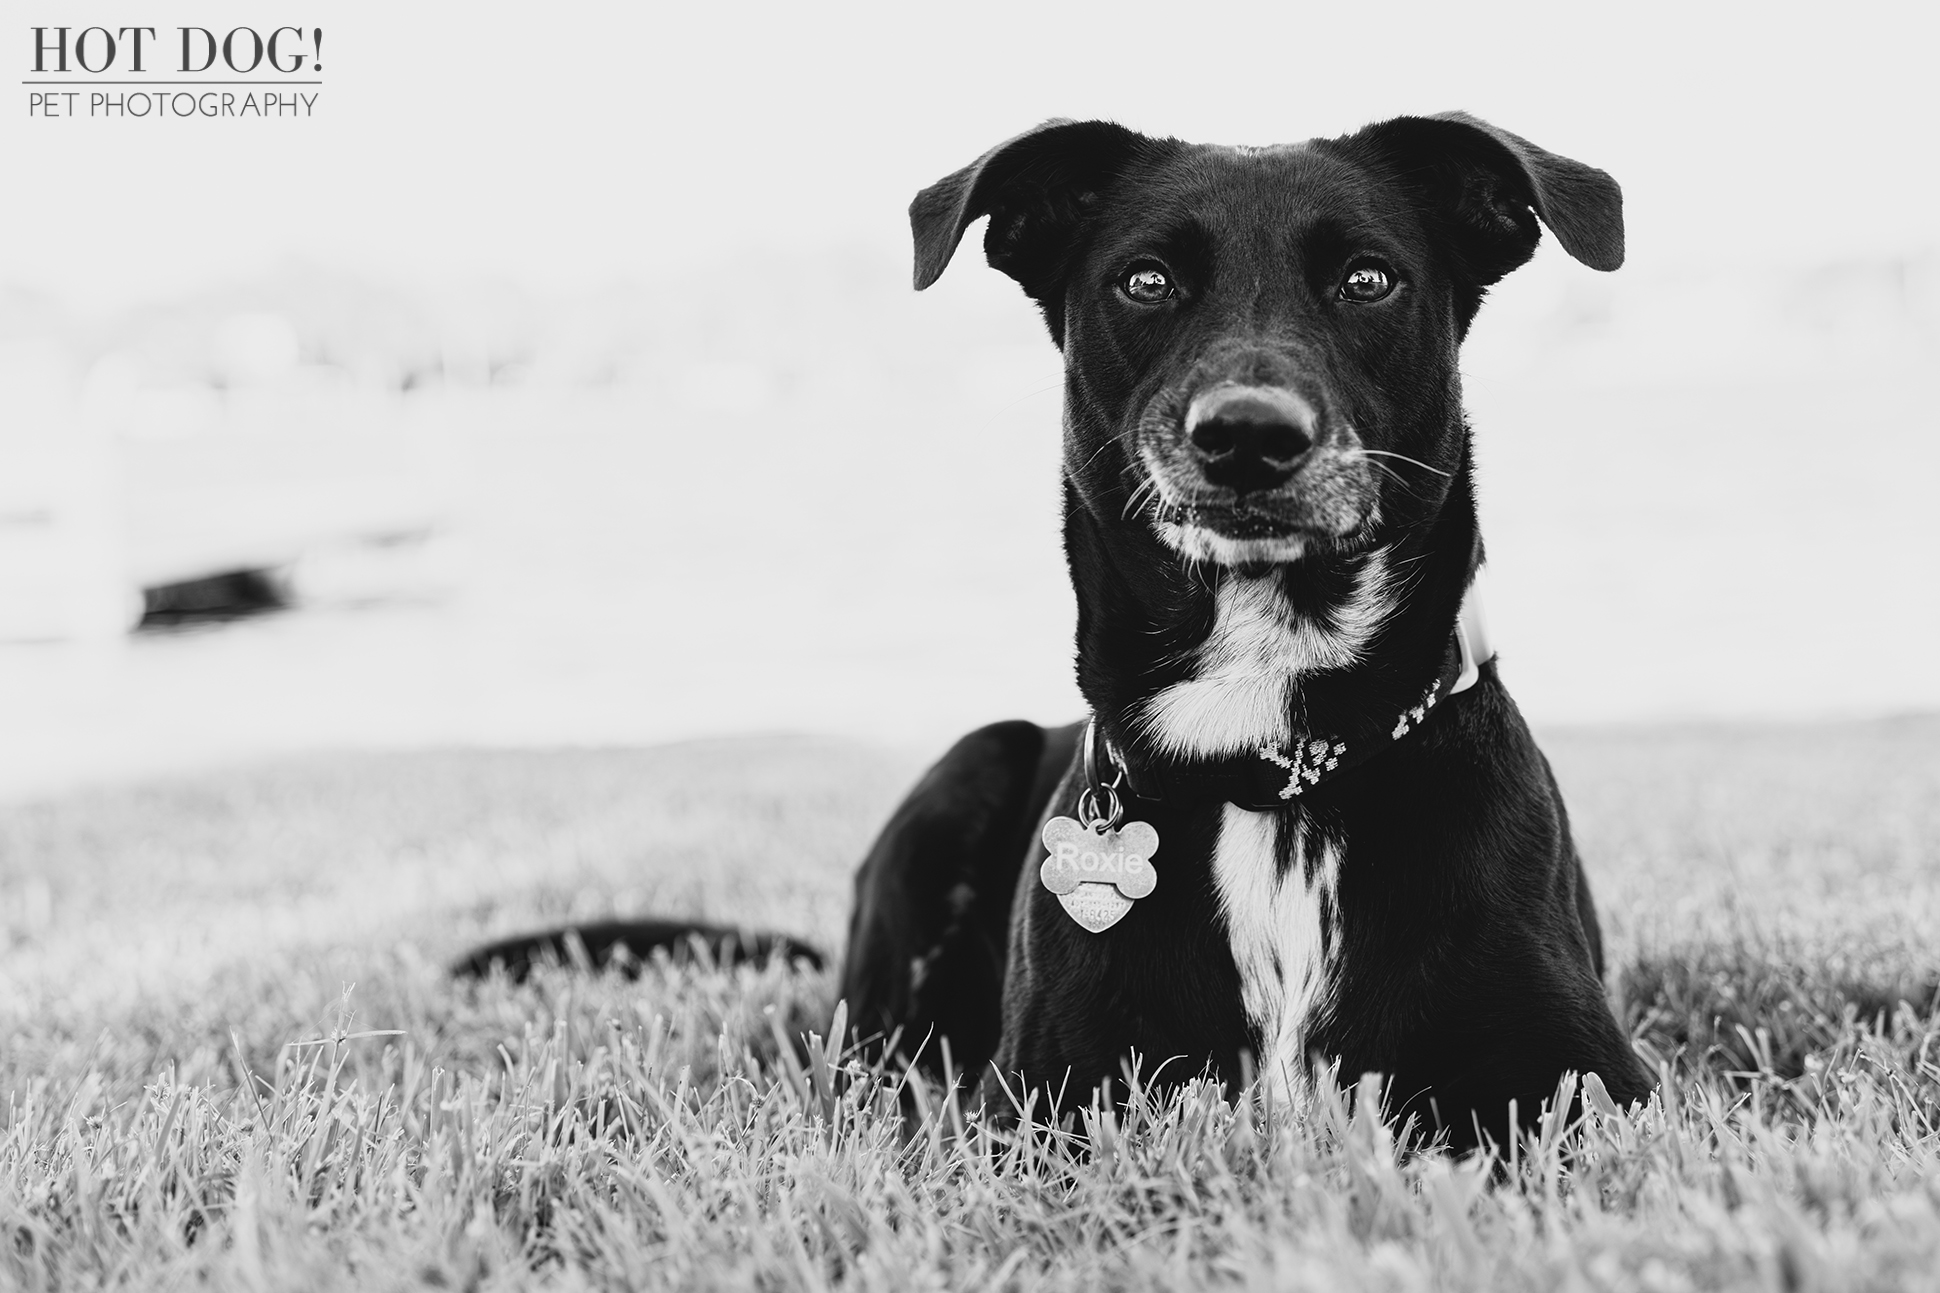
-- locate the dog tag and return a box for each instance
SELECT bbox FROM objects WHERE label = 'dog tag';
[1039,816,1159,934]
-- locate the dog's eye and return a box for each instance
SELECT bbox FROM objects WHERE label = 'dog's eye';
[1120,263,1175,304]
[1339,261,1396,303]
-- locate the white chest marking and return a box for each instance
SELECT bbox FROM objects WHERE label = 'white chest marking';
[1212,804,1342,1106]
[1139,551,1394,759]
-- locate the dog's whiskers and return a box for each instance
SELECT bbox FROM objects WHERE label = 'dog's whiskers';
[1361,459,1436,502]
[1074,436,1122,481]
[1355,449,1453,478]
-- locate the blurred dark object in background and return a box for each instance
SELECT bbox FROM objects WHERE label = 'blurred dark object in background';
[138,568,290,629]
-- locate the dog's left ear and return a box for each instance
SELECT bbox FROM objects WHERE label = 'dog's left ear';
[910,119,1152,307]
[1348,112,1624,284]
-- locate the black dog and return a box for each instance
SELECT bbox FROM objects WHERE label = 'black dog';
[458,112,1654,1148]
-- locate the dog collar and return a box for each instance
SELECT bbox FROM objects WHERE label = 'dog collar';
[1099,590,1494,812]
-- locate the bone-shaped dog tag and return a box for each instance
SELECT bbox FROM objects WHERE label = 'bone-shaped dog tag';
[1039,816,1160,933]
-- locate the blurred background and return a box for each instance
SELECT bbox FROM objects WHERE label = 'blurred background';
[3,0,1935,802]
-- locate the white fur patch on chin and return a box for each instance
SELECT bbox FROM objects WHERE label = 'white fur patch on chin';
[1138,552,1394,758]
[1155,520,1308,565]
[1212,805,1341,1109]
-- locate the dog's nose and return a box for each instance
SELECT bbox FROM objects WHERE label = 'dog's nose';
[1184,385,1317,495]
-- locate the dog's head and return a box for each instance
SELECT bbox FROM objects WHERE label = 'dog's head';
[911,114,1622,568]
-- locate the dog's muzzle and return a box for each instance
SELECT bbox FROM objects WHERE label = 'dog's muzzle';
[1141,381,1373,566]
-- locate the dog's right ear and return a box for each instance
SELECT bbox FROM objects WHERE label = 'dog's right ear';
[910,119,1150,298]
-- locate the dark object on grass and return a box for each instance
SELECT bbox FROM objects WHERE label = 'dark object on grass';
[452,918,824,982]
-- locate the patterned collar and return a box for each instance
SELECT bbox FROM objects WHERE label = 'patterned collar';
[1097,591,1492,812]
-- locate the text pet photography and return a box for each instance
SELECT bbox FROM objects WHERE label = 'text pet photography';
[24,24,322,121]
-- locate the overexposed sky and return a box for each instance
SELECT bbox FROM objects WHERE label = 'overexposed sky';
[5,0,1934,312]
[3,0,1937,792]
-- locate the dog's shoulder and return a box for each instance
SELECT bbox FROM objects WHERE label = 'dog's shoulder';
[839,719,1079,1074]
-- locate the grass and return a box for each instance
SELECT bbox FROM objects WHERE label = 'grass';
[2,721,1939,1289]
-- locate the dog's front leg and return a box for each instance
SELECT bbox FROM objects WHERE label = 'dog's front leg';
[981,771,1253,1119]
